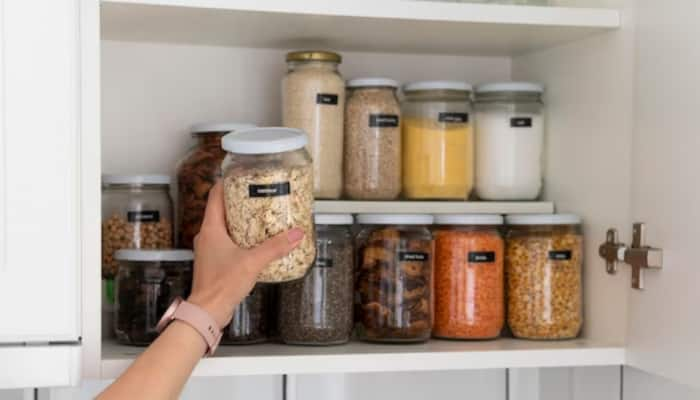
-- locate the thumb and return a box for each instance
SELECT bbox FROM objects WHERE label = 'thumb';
[245,228,306,270]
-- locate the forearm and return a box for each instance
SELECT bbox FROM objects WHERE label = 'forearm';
[98,321,206,400]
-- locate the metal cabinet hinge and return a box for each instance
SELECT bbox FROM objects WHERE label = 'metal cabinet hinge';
[599,222,663,289]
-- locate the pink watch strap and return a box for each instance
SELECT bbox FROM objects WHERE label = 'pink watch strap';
[157,297,222,356]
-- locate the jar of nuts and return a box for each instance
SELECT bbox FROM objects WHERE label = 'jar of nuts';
[504,214,583,340]
[102,175,174,279]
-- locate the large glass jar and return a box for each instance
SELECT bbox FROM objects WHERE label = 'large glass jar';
[356,214,434,343]
[344,78,402,200]
[114,249,193,345]
[278,214,354,345]
[282,50,345,199]
[505,214,583,340]
[222,284,274,345]
[176,122,255,249]
[432,214,504,340]
[401,81,474,200]
[475,82,545,200]
[102,175,174,279]
[221,127,316,283]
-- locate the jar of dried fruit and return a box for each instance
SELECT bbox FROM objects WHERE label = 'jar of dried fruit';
[176,122,255,249]
[432,214,504,340]
[505,214,583,340]
[356,214,434,343]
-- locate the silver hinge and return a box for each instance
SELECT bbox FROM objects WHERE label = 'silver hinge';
[598,222,663,289]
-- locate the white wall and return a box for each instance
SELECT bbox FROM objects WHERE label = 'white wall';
[624,368,700,400]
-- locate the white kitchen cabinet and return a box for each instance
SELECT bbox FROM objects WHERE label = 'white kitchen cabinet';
[1,0,699,397]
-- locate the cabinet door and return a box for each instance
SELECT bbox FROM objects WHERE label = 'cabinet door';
[625,0,700,391]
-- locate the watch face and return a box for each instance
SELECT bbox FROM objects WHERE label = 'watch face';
[156,297,183,333]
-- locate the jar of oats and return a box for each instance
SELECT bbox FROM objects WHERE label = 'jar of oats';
[344,78,401,200]
[221,127,316,283]
[283,50,344,199]
[505,214,583,340]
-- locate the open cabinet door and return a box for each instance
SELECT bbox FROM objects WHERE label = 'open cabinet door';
[625,0,700,391]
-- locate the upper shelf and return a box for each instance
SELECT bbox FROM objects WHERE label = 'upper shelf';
[100,0,621,56]
[314,200,554,214]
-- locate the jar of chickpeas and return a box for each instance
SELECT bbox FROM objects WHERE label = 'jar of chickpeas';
[505,214,583,340]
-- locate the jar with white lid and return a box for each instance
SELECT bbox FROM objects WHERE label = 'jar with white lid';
[356,214,434,342]
[505,214,583,340]
[475,82,545,200]
[114,249,193,345]
[401,81,474,200]
[221,127,316,283]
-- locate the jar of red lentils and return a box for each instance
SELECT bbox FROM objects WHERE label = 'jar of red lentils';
[432,214,504,340]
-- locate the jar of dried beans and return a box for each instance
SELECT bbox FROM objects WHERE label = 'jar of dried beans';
[356,214,434,343]
[505,214,583,340]
[432,214,504,340]
[222,284,275,344]
[221,127,316,283]
[176,122,255,249]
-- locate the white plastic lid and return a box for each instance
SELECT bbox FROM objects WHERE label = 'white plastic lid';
[114,249,194,262]
[221,127,308,155]
[315,213,354,225]
[356,214,434,225]
[190,122,256,134]
[434,214,504,225]
[102,174,171,185]
[505,214,581,225]
[476,82,544,94]
[403,80,473,93]
[347,77,400,89]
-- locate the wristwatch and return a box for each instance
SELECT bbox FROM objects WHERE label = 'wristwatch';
[156,297,222,356]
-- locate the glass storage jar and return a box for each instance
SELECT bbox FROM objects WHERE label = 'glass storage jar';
[278,214,354,345]
[474,82,545,200]
[356,214,434,343]
[221,127,316,283]
[114,249,193,345]
[282,50,345,199]
[344,78,402,200]
[401,81,474,200]
[176,122,255,249]
[222,284,274,344]
[102,175,174,279]
[505,214,583,340]
[432,214,504,340]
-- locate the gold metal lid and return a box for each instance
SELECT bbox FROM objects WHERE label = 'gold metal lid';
[286,50,342,63]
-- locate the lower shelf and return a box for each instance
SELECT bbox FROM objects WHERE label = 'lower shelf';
[101,338,624,378]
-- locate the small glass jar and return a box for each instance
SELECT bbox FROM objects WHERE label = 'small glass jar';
[401,81,474,200]
[344,78,402,200]
[222,284,274,345]
[282,50,345,199]
[356,214,434,343]
[114,249,193,345]
[505,214,583,340]
[176,122,255,249]
[278,214,354,345]
[474,82,545,200]
[221,127,316,283]
[102,175,174,279]
[432,214,505,340]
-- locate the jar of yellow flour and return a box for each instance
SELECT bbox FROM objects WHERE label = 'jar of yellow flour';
[401,81,474,200]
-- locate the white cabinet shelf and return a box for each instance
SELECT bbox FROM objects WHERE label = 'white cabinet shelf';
[101,0,620,55]
[314,200,554,214]
[101,338,624,378]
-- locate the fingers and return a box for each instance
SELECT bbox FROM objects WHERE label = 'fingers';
[245,228,305,272]
[201,181,227,232]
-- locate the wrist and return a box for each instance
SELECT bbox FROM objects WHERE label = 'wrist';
[187,293,232,329]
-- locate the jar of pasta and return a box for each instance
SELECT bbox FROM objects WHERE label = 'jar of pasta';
[433,214,504,340]
[505,214,583,340]
[401,81,474,200]
[356,214,434,343]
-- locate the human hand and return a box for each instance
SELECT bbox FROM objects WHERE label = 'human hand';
[187,181,304,328]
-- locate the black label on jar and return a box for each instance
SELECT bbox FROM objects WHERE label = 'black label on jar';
[316,93,339,105]
[369,114,399,127]
[468,251,496,263]
[127,210,160,223]
[315,258,334,268]
[248,182,291,197]
[549,250,573,260]
[398,252,429,262]
[438,112,469,123]
[511,117,533,127]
